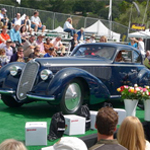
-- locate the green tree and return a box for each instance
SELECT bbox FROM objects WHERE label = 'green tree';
[115,2,147,27]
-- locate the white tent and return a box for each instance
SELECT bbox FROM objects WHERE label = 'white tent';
[128,29,150,39]
[85,20,121,42]
[53,26,64,32]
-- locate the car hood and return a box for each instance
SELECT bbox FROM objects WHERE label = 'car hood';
[35,56,112,67]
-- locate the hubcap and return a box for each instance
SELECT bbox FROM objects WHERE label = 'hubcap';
[65,83,81,110]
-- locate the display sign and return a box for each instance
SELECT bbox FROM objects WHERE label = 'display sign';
[131,23,145,31]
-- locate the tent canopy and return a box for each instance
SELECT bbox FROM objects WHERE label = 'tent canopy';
[128,29,150,39]
[85,20,120,42]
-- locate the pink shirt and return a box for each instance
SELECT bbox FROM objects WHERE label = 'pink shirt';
[36,40,45,54]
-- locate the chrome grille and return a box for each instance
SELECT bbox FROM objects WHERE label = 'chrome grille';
[17,60,39,100]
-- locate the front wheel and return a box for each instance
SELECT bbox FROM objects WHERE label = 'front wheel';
[60,79,83,114]
[1,95,23,107]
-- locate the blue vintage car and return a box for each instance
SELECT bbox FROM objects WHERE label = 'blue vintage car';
[0,43,149,113]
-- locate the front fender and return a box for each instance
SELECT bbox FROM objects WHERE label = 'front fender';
[0,62,25,89]
[47,67,110,104]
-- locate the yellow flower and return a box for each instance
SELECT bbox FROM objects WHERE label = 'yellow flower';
[117,88,121,92]
[145,86,149,89]
[130,88,134,93]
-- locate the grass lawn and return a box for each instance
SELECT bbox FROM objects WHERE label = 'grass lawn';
[0,100,144,150]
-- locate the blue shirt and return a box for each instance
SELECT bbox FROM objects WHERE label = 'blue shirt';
[9,28,22,44]
[128,42,137,48]
[44,53,53,57]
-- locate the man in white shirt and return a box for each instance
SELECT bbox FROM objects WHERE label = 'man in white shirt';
[138,37,145,60]
[12,13,22,26]
[31,11,46,32]
[50,37,66,56]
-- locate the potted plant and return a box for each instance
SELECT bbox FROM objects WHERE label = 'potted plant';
[139,85,150,121]
[117,84,142,116]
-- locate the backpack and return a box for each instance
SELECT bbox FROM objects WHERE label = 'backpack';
[47,112,65,141]
[78,104,91,131]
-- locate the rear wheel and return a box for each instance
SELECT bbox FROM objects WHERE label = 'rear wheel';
[60,79,83,114]
[1,95,23,107]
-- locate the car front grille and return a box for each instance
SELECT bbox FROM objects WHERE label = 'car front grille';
[17,60,39,101]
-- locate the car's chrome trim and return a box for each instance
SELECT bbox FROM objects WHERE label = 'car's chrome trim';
[0,90,15,94]
[43,63,143,67]
[110,95,121,98]
[26,94,55,101]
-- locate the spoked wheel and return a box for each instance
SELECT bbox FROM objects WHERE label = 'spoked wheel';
[60,79,83,114]
[1,95,23,107]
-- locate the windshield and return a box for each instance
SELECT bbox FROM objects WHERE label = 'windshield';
[72,45,116,60]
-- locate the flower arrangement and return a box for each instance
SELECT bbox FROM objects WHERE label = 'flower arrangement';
[117,84,150,101]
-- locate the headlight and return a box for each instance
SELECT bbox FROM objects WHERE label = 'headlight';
[40,69,53,80]
[10,66,21,76]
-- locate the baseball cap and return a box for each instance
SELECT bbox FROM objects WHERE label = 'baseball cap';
[42,137,88,150]
[6,39,12,43]
[1,8,7,12]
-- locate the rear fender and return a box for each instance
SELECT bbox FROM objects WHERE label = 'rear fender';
[137,68,150,86]
[47,67,110,104]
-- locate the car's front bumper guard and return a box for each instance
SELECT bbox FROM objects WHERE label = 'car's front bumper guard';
[0,89,15,95]
[26,94,55,101]
[0,88,55,101]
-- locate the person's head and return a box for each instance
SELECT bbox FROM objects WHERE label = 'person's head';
[1,8,7,14]
[17,47,24,54]
[80,27,84,33]
[100,36,107,42]
[0,48,6,56]
[6,39,12,46]
[37,34,45,42]
[34,11,39,17]
[46,37,51,44]
[146,50,150,57]
[117,116,145,150]
[14,25,20,31]
[2,25,8,33]
[91,34,95,39]
[96,106,118,136]
[34,46,40,54]
[48,47,55,55]
[0,139,27,150]
[29,35,36,43]
[20,25,27,33]
[16,13,21,19]
[25,15,29,20]
[67,17,72,24]
[56,36,61,42]
[46,137,87,150]
[73,33,78,40]
[139,37,143,41]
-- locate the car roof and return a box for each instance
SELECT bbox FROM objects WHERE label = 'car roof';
[77,43,140,53]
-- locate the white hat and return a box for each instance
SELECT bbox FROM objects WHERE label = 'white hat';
[42,137,88,150]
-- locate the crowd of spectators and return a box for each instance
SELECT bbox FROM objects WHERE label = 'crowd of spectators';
[0,7,109,68]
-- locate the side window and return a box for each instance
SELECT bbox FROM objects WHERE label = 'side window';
[133,51,141,63]
[115,50,132,63]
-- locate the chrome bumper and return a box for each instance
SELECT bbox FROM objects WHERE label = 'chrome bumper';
[0,89,15,95]
[26,94,55,101]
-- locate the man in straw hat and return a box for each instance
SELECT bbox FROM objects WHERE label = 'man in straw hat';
[90,34,96,43]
